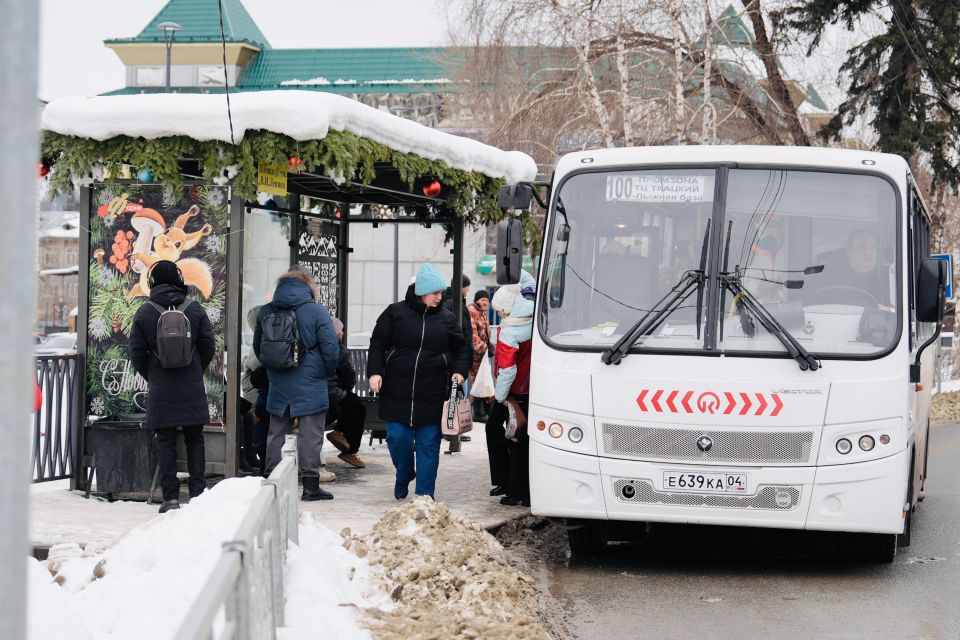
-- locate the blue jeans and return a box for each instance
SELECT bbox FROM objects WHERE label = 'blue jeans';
[386,422,441,497]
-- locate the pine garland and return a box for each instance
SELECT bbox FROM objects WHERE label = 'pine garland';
[41,128,532,236]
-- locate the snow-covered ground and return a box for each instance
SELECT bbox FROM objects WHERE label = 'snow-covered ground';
[27,477,390,640]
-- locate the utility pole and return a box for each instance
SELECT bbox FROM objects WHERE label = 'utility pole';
[0,0,40,637]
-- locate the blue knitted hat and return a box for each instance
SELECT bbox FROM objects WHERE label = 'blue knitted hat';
[414,263,446,295]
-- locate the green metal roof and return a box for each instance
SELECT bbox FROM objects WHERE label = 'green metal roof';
[105,0,271,49]
[239,48,457,93]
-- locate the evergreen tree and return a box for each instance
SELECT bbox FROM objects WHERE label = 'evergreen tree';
[789,0,960,189]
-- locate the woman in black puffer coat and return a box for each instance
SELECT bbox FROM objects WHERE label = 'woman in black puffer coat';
[367,263,471,499]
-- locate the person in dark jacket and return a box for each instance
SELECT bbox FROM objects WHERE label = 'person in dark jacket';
[367,263,471,499]
[129,260,216,513]
[254,269,340,501]
[325,318,367,469]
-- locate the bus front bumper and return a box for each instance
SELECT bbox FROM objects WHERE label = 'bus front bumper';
[529,441,909,535]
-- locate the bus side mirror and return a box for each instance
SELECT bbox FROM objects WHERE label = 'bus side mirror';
[497,183,534,211]
[917,257,947,323]
[496,218,523,285]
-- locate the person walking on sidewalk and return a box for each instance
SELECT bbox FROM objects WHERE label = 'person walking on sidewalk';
[488,271,535,507]
[129,260,215,513]
[367,263,471,499]
[325,318,367,469]
[254,268,340,501]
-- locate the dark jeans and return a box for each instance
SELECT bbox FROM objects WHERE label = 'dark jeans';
[326,392,366,454]
[386,422,442,497]
[156,425,205,502]
[485,400,510,487]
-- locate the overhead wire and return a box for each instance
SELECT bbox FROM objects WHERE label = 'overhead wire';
[216,0,237,146]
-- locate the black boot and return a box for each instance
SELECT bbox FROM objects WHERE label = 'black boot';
[302,476,333,501]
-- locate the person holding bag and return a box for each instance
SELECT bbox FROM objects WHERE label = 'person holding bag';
[488,271,535,507]
[367,263,471,500]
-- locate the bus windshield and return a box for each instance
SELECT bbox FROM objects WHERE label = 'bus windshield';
[540,167,900,358]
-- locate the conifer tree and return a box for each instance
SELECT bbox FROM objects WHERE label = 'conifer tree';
[789,0,960,189]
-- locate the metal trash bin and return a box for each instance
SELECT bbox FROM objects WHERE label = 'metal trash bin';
[84,415,155,499]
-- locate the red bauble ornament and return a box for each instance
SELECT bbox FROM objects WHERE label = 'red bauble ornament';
[289,155,304,172]
[422,179,442,198]
[37,163,50,178]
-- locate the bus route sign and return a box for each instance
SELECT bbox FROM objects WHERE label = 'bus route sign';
[931,253,953,299]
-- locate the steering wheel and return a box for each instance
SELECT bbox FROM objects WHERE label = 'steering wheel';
[805,285,878,307]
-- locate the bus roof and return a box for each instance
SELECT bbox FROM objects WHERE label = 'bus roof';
[555,145,909,180]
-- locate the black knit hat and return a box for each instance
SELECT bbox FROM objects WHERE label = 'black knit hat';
[473,289,489,302]
[149,260,185,289]
[453,274,471,288]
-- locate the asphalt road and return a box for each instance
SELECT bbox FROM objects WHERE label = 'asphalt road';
[530,422,960,640]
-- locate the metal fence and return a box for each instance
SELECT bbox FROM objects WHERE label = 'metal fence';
[177,435,300,640]
[33,355,81,482]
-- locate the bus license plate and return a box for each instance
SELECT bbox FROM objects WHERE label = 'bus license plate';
[662,471,749,494]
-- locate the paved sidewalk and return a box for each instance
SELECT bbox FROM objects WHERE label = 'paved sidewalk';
[303,427,526,536]
[28,424,526,552]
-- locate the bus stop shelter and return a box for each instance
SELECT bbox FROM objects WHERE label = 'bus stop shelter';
[40,91,536,491]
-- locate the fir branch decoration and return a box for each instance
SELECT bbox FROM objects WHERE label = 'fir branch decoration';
[41,129,535,240]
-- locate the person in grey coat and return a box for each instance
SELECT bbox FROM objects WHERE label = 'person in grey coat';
[253,268,340,500]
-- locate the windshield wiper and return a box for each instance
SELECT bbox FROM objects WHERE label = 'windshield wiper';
[720,272,820,371]
[602,220,710,365]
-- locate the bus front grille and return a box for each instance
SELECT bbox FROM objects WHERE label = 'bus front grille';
[601,423,814,464]
[612,478,802,510]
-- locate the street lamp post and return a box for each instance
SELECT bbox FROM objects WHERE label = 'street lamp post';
[156,21,182,92]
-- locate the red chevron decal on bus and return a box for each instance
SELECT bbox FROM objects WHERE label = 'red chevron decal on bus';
[635,389,785,416]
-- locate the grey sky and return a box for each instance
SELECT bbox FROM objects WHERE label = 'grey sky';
[39,0,452,100]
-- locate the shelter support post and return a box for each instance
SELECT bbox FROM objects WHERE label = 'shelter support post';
[73,187,92,491]
[338,206,351,334]
[452,218,464,326]
[224,192,245,478]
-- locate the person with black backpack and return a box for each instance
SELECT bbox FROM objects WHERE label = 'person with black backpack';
[254,268,340,500]
[130,260,216,513]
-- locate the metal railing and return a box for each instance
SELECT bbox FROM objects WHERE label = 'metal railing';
[33,355,81,482]
[177,435,300,640]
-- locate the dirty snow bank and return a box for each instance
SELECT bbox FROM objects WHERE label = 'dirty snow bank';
[345,496,551,640]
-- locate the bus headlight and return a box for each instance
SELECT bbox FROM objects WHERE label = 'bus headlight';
[568,427,583,443]
[548,422,564,438]
[858,435,875,451]
[836,438,852,455]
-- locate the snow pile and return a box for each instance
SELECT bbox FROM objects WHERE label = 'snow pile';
[29,477,263,639]
[27,478,388,640]
[41,92,538,184]
[279,513,392,640]
[346,496,551,640]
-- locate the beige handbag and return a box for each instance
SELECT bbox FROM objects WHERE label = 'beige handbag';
[441,381,474,436]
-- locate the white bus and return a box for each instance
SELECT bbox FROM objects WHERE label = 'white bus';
[496,146,947,562]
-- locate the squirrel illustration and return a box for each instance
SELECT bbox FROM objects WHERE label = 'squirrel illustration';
[127,205,214,299]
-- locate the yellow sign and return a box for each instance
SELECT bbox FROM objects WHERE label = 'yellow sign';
[257,160,288,196]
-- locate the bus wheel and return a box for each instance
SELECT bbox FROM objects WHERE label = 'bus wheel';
[567,520,609,558]
[853,533,897,563]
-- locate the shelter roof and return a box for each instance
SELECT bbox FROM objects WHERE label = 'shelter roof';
[41,91,536,184]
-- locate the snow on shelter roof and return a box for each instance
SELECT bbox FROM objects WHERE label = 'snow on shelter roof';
[41,91,537,184]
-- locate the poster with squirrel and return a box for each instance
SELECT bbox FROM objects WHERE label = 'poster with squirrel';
[86,184,228,421]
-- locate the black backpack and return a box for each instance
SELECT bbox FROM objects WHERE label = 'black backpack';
[259,301,310,370]
[148,300,195,368]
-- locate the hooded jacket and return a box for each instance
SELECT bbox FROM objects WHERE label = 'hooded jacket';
[367,284,471,426]
[253,278,340,417]
[493,271,535,402]
[129,283,216,428]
